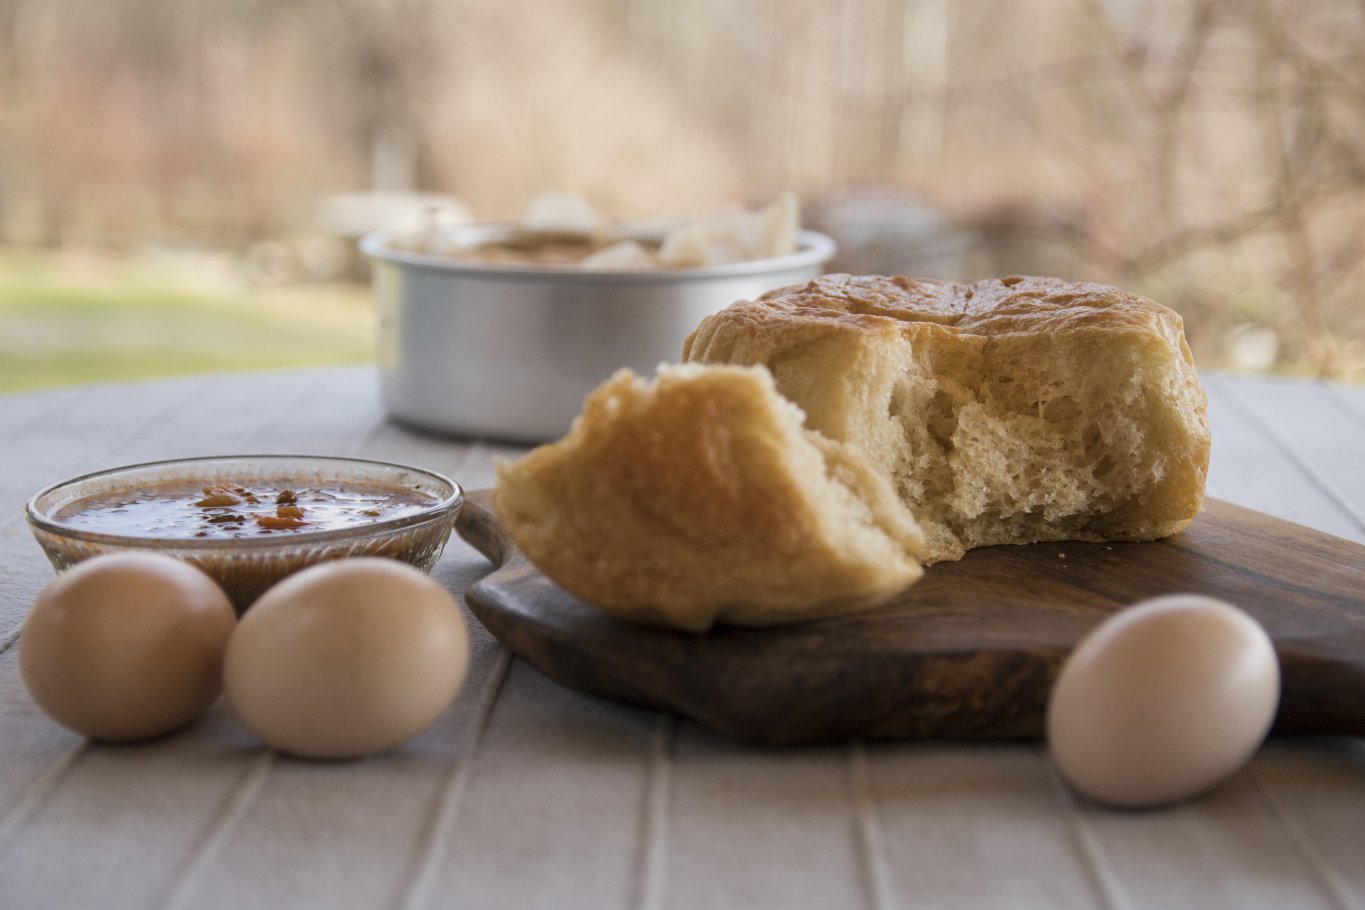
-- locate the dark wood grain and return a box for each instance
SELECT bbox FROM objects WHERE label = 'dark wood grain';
[455,489,1365,746]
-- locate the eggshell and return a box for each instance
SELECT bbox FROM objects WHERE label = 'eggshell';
[1046,594,1280,809]
[224,558,469,760]
[20,553,236,741]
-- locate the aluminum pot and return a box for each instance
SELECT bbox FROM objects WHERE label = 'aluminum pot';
[361,225,836,443]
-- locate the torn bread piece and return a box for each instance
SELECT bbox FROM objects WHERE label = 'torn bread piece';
[685,274,1210,563]
[494,363,926,632]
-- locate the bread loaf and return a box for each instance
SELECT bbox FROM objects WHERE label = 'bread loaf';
[684,274,1210,562]
[494,364,926,631]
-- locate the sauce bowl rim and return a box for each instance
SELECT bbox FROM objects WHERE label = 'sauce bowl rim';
[25,454,464,552]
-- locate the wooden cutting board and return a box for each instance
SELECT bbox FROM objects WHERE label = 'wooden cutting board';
[454,489,1365,746]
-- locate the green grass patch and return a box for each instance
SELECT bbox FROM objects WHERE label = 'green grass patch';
[0,250,374,393]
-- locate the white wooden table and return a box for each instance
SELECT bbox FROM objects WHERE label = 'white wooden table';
[1,366,1362,910]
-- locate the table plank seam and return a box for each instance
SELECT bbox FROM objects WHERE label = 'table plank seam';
[0,740,88,852]
[0,386,80,446]
[346,417,396,457]
[155,750,276,910]
[1042,746,1134,910]
[1211,376,1365,535]
[396,647,513,910]
[1325,385,1365,432]
[848,742,896,910]
[1326,382,1365,428]
[1247,764,1362,910]
[629,713,676,910]
[1199,377,1231,504]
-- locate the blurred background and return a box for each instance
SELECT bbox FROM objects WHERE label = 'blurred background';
[0,0,1361,392]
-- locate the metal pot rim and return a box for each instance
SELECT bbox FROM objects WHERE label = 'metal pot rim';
[360,224,836,285]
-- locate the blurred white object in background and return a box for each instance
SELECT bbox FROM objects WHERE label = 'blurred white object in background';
[1226,324,1281,372]
[317,192,471,281]
[318,192,471,239]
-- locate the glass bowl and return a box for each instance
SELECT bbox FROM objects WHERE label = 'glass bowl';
[25,455,464,613]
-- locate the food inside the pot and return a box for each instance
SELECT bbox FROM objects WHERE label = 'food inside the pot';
[457,232,663,267]
[57,480,440,540]
[398,191,801,270]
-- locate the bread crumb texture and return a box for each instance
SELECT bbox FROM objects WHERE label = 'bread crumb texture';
[684,274,1211,563]
[494,364,926,631]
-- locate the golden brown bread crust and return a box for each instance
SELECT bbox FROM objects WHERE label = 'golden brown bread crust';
[723,274,1188,336]
[494,364,926,632]
[684,274,1211,562]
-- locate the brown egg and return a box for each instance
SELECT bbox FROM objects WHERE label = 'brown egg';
[20,553,236,741]
[223,558,469,760]
[1047,594,1280,809]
